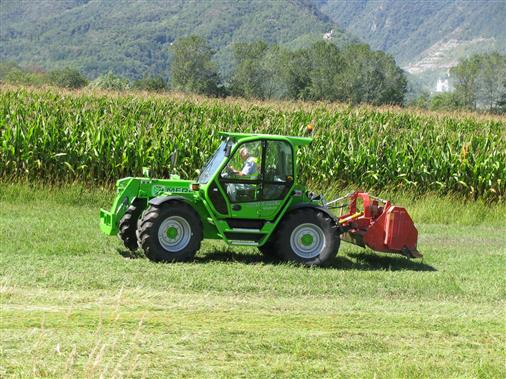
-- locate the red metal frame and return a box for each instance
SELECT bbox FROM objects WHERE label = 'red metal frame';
[338,192,421,258]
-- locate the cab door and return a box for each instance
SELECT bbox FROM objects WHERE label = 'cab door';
[259,140,295,219]
[217,139,263,219]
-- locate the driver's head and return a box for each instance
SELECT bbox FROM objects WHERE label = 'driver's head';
[239,147,249,161]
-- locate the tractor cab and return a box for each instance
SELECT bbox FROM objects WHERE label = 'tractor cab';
[198,132,311,221]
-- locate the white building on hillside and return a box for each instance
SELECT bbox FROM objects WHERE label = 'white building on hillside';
[323,30,334,40]
[436,77,450,92]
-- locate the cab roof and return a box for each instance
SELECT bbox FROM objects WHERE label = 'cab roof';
[219,132,312,147]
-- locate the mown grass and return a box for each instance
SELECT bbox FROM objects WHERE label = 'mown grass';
[1,184,505,378]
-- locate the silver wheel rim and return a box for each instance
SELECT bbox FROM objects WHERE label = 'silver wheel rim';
[157,216,192,252]
[289,223,326,259]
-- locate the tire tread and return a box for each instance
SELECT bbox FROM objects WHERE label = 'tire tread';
[118,199,145,251]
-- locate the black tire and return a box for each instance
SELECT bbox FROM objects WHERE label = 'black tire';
[275,208,340,266]
[258,238,279,258]
[118,199,145,251]
[137,201,203,262]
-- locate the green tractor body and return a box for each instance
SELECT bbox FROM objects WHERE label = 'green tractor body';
[100,132,420,265]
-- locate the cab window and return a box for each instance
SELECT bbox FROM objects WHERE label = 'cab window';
[263,140,293,201]
[220,140,262,202]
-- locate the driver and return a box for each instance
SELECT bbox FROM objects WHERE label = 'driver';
[229,147,257,178]
[226,147,258,202]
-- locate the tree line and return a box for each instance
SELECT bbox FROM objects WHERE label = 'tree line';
[0,63,165,92]
[1,35,505,113]
[0,35,407,106]
[170,36,407,105]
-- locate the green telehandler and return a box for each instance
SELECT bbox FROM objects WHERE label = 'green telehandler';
[100,132,420,266]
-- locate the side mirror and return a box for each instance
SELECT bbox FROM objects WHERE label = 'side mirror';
[224,144,232,157]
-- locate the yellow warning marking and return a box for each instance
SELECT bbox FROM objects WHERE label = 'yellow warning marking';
[340,212,363,224]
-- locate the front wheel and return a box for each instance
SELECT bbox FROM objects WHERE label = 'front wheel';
[276,208,340,266]
[118,199,145,251]
[137,201,203,262]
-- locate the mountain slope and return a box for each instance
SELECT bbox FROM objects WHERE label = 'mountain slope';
[0,0,351,79]
[317,0,506,70]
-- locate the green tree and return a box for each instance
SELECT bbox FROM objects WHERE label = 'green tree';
[230,41,269,99]
[451,56,480,110]
[304,41,342,101]
[497,89,506,114]
[170,36,222,96]
[283,49,312,100]
[451,52,506,111]
[133,75,167,91]
[494,78,506,114]
[476,52,506,111]
[48,68,88,89]
[336,44,407,105]
[260,46,294,100]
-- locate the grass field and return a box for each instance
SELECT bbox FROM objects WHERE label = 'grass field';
[1,184,505,378]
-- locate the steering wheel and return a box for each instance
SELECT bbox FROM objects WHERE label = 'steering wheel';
[222,165,234,178]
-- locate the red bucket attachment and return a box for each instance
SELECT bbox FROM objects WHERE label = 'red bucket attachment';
[338,192,421,258]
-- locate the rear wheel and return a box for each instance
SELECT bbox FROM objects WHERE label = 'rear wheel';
[137,201,203,262]
[118,199,145,251]
[276,208,340,266]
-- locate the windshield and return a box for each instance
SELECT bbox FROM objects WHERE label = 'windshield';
[198,140,234,184]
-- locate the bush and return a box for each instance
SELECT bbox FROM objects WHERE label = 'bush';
[408,91,431,109]
[0,62,50,86]
[132,75,167,91]
[48,68,88,89]
[88,72,130,90]
[429,93,461,111]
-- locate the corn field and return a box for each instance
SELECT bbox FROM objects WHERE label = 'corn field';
[1,86,505,199]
